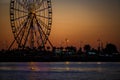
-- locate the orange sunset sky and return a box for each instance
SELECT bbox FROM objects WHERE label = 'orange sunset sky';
[0,0,120,51]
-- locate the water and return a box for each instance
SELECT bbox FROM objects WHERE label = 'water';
[0,62,120,80]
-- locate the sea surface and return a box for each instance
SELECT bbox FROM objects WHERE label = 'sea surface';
[0,62,120,80]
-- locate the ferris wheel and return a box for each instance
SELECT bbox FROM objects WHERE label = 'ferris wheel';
[9,0,53,49]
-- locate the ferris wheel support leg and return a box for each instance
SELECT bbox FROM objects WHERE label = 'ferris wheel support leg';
[8,20,28,50]
[8,39,16,50]
[35,17,53,49]
[47,38,53,48]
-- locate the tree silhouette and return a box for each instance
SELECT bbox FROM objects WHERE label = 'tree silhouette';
[78,47,82,53]
[84,44,91,53]
[105,43,118,55]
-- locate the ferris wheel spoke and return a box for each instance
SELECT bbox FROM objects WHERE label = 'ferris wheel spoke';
[35,17,46,44]
[37,29,45,46]
[38,25,49,44]
[34,18,47,36]
[13,8,28,13]
[32,20,41,41]
[18,18,30,47]
[8,24,25,50]
[23,16,36,48]
[36,22,53,47]
[19,30,26,47]
[34,18,45,46]
[9,18,29,49]
[15,22,28,42]
[16,18,27,34]
[14,15,28,21]
[35,18,48,38]
[36,15,49,19]
[35,7,49,13]
[17,15,31,47]
[37,18,50,30]
[35,0,44,10]
[23,24,31,48]
[16,0,27,10]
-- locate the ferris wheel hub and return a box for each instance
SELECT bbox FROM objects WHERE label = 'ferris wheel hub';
[28,4,36,14]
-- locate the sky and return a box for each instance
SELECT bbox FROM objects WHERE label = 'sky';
[0,0,120,51]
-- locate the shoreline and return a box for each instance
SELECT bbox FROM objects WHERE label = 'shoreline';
[0,55,120,62]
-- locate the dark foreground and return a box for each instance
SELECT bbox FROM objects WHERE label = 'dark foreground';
[0,50,120,62]
[0,56,120,62]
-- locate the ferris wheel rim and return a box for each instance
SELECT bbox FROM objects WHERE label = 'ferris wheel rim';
[10,0,52,49]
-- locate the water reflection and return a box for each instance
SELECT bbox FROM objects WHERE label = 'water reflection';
[29,62,39,71]
[0,62,120,72]
[28,62,51,80]
[50,62,106,72]
[29,71,36,80]
[0,62,120,80]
